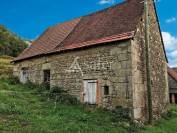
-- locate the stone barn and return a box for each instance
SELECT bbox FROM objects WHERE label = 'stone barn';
[13,0,169,121]
[168,67,177,104]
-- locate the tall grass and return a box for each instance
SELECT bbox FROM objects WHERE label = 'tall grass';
[0,55,13,77]
[0,78,128,133]
[0,78,177,133]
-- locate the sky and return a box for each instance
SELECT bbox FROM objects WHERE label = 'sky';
[0,0,177,67]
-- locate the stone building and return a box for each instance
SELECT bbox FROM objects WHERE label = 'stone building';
[168,67,177,104]
[13,0,169,121]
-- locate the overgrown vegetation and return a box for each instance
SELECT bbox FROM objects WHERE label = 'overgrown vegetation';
[0,77,177,133]
[0,25,28,57]
[0,55,13,77]
[49,86,79,105]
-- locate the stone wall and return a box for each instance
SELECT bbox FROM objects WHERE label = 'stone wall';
[131,1,169,120]
[14,41,134,110]
[148,1,169,118]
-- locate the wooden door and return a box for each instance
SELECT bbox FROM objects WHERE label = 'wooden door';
[84,80,97,104]
[20,68,28,84]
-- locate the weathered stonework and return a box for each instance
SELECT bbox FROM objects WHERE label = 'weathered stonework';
[13,1,169,122]
[14,41,134,110]
[130,1,169,120]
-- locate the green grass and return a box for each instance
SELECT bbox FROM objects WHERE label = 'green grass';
[0,78,128,133]
[0,78,177,133]
[141,105,177,133]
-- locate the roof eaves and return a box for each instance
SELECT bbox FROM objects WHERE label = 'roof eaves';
[13,31,134,63]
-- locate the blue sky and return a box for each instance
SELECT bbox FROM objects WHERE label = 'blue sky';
[0,0,177,66]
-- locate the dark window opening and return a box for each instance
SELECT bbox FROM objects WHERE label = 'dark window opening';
[104,85,109,95]
[125,77,130,99]
[43,70,50,86]
[22,68,28,75]
[170,94,172,103]
[170,93,177,104]
[126,89,130,99]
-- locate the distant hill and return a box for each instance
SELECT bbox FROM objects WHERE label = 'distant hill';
[0,25,28,57]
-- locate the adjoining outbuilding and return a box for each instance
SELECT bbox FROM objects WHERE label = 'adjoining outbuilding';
[13,0,169,121]
[168,67,177,104]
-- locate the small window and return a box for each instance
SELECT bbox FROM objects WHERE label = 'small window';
[43,70,50,85]
[126,88,130,99]
[104,85,109,95]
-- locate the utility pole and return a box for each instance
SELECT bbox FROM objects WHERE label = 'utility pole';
[144,0,153,124]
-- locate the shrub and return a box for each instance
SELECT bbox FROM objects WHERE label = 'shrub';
[24,81,50,92]
[126,121,144,133]
[111,106,131,122]
[50,86,67,95]
[161,109,177,120]
[8,76,20,85]
[0,76,19,85]
[50,86,79,105]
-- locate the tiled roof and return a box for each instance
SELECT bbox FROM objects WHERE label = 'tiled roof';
[15,18,81,61]
[172,67,177,73]
[168,67,177,82]
[14,0,144,62]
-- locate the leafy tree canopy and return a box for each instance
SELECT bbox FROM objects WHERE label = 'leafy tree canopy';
[0,25,28,57]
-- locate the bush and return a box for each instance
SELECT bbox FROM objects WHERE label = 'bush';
[0,76,19,85]
[50,86,67,95]
[111,106,131,122]
[8,76,20,85]
[161,109,177,120]
[126,121,144,133]
[24,81,50,92]
[50,86,79,105]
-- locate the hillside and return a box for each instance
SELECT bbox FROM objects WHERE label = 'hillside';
[0,55,13,77]
[0,25,28,57]
[0,78,177,133]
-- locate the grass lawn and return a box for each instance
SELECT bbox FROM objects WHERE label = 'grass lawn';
[0,78,177,133]
[141,105,177,133]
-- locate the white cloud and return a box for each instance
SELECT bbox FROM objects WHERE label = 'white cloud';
[162,32,177,52]
[166,17,176,23]
[168,58,177,68]
[162,32,177,67]
[98,0,115,5]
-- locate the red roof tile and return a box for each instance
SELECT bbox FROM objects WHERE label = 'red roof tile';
[14,0,144,62]
[168,67,177,82]
[172,67,177,73]
[15,18,81,61]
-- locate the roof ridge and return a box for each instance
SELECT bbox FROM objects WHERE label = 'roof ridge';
[48,1,127,29]
[44,1,129,50]
[53,1,130,50]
